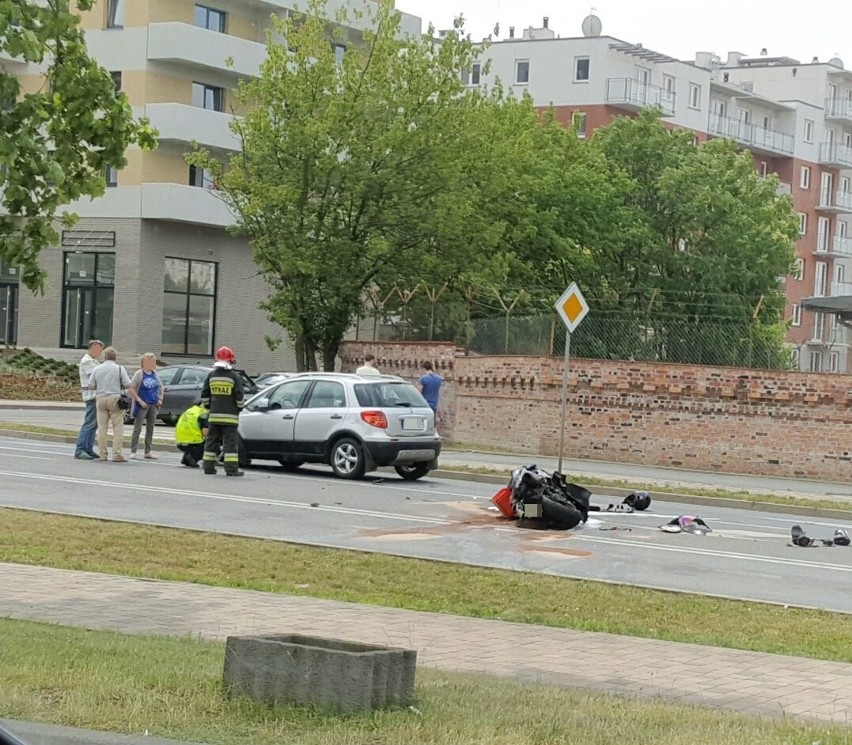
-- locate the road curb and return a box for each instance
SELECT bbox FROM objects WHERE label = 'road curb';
[2,429,850,520]
[1,718,204,745]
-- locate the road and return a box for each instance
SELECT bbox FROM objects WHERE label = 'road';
[2,406,851,499]
[0,435,850,613]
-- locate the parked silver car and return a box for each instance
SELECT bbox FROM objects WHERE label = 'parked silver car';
[237,373,441,480]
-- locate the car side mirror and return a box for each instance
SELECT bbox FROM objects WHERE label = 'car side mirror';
[255,398,271,411]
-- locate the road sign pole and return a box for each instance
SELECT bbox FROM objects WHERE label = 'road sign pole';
[557,329,572,474]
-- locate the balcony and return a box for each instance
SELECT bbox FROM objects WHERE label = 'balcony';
[829,236,852,257]
[818,142,852,169]
[0,49,28,68]
[146,103,240,152]
[147,22,265,78]
[832,281,852,299]
[605,78,676,117]
[825,97,852,124]
[776,182,792,196]
[141,183,236,228]
[816,188,852,214]
[708,115,794,156]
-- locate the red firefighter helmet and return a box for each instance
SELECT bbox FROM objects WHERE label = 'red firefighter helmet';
[215,345,236,364]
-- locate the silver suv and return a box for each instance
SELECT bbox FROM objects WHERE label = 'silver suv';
[237,372,441,480]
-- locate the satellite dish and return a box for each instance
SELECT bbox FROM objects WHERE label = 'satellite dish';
[581,14,602,37]
[829,55,844,69]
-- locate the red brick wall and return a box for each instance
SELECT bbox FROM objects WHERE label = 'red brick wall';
[340,341,852,481]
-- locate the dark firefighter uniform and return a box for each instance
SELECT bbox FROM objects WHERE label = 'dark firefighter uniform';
[201,367,244,476]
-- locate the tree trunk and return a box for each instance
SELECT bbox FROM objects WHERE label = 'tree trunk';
[294,334,319,371]
[321,339,339,372]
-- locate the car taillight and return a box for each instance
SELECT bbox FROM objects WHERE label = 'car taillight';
[361,410,388,429]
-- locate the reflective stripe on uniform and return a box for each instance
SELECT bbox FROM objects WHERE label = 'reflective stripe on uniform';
[223,455,239,462]
[207,414,239,426]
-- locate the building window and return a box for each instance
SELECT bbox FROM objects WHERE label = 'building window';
[104,166,118,187]
[793,257,805,281]
[572,111,587,139]
[814,261,827,296]
[189,165,214,189]
[758,161,768,177]
[333,43,345,65]
[688,83,700,109]
[515,60,530,85]
[61,252,115,348]
[574,57,589,82]
[762,115,771,130]
[791,303,802,326]
[106,0,125,28]
[790,347,801,369]
[813,311,824,340]
[809,351,822,372]
[663,75,675,95]
[804,119,814,142]
[471,62,481,85]
[829,352,840,373]
[162,258,217,356]
[0,259,19,346]
[194,4,226,33]
[110,71,122,92]
[836,263,846,284]
[192,82,224,112]
[800,166,811,189]
[798,213,807,235]
[817,216,830,252]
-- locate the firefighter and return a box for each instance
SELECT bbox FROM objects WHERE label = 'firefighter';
[201,345,245,476]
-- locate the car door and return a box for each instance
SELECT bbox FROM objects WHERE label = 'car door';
[155,367,183,419]
[292,380,349,456]
[238,379,312,457]
[166,367,210,419]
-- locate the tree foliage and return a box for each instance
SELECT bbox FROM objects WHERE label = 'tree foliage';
[0,0,156,291]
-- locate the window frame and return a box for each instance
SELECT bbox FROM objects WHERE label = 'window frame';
[791,303,802,326]
[571,111,588,139]
[106,0,125,29]
[804,119,814,142]
[192,81,225,112]
[688,83,701,109]
[800,166,811,189]
[194,4,227,33]
[515,59,530,85]
[829,351,840,373]
[161,257,218,356]
[574,56,590,83]
[798,212,808,235]
[471,62,481,86]
[793,257,805,281]
[189,165,215,189]
[809,351,822,373]
[60,251,115,349]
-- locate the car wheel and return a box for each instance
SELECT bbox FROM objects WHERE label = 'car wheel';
[394,462,431,481]
[330,438,365,480]
[279,459,304,471]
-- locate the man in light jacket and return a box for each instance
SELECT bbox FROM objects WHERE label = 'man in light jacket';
[88,346,132,462]
[74,339,103,460]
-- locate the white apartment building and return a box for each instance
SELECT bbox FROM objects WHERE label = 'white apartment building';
[2,0,421,373]
[473,16,852,373]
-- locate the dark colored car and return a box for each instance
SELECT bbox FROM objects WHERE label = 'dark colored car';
[156,365,258,425]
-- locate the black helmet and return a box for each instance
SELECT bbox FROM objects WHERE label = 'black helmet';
[624,490,651,511]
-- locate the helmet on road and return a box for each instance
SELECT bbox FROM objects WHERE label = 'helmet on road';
[215,346,236,364]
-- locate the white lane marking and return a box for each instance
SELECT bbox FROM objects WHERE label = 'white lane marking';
[0,453,53,461]
[569,533,852,573]
[0,469,451,526]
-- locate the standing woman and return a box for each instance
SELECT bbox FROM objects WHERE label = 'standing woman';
[129,353,164,460]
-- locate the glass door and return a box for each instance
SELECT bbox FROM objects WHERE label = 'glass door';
[61,252,115,348]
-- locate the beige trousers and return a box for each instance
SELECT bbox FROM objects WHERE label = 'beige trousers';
[96,395,125,458]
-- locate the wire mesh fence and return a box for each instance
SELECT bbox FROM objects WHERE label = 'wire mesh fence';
[388,313,796,370]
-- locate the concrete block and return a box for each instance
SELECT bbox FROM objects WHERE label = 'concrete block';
[223,633,416,713]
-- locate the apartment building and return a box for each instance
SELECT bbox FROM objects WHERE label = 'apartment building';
[2,0,421,373]
[474,16,852,373]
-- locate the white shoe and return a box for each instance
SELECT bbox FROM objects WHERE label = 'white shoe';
[129,453,137,460]
[144,452,158,460]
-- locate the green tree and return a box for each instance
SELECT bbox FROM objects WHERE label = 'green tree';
[0,0,156,291]
[191,1,489,371]
[587,110,798,366]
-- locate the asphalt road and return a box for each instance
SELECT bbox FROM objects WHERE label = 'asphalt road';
[1,435,851,613]
[2,407,851,499]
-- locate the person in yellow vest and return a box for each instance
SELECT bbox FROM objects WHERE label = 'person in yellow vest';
[174,401,209,468]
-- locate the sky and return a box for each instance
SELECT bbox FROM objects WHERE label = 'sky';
[395,0,852,67]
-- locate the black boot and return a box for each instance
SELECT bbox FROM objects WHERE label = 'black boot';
[225,469,245,477]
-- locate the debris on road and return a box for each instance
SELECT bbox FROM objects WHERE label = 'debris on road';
[790,525,850,547]
[660,516,712,535]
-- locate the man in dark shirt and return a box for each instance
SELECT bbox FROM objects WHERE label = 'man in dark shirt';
[201,346,245,477]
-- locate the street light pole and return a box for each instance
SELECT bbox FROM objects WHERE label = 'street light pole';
[557,329,572,474]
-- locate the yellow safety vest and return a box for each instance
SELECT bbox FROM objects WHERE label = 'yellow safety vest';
[175,406,206,445]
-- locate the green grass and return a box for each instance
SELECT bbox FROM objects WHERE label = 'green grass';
[3,507,852,664]
[1,618,848,744]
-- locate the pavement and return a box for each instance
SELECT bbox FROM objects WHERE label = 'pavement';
[2,562,852,726]
[0,719,202,745]
[1,400,851,501]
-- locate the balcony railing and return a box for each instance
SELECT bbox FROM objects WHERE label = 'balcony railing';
[817,188,852,213]
[708,115,794,156]
[776,182,792,196]
[605,78,676,116]
[818,142,852,169]
[825,97,852,122]
[831,236,852,257]
[832,281,852,298]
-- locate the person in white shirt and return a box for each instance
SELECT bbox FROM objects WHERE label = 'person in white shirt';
[355,353,381,377]
[88,346,132,462]
[74,339,103,460]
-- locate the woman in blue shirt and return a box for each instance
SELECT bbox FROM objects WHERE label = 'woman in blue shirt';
[128,353,164,459]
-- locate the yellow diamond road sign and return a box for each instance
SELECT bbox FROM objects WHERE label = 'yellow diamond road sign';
[554,282,589,333]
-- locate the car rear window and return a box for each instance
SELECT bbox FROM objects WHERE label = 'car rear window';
[355,381,428,408]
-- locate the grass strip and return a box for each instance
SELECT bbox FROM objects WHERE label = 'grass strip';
[1,617,847,745]
[2,507,851,663]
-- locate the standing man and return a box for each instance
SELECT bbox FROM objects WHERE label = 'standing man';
[88,346,132,462]
[174,401,209,468]
[418,361,443,414]
[74,339,103,460]
[355,353,381,376]
[201,346,245,477]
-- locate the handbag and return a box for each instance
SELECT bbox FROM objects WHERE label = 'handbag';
[117,366,132,410]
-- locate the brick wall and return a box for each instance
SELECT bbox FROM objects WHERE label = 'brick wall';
[340,341,852,481]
